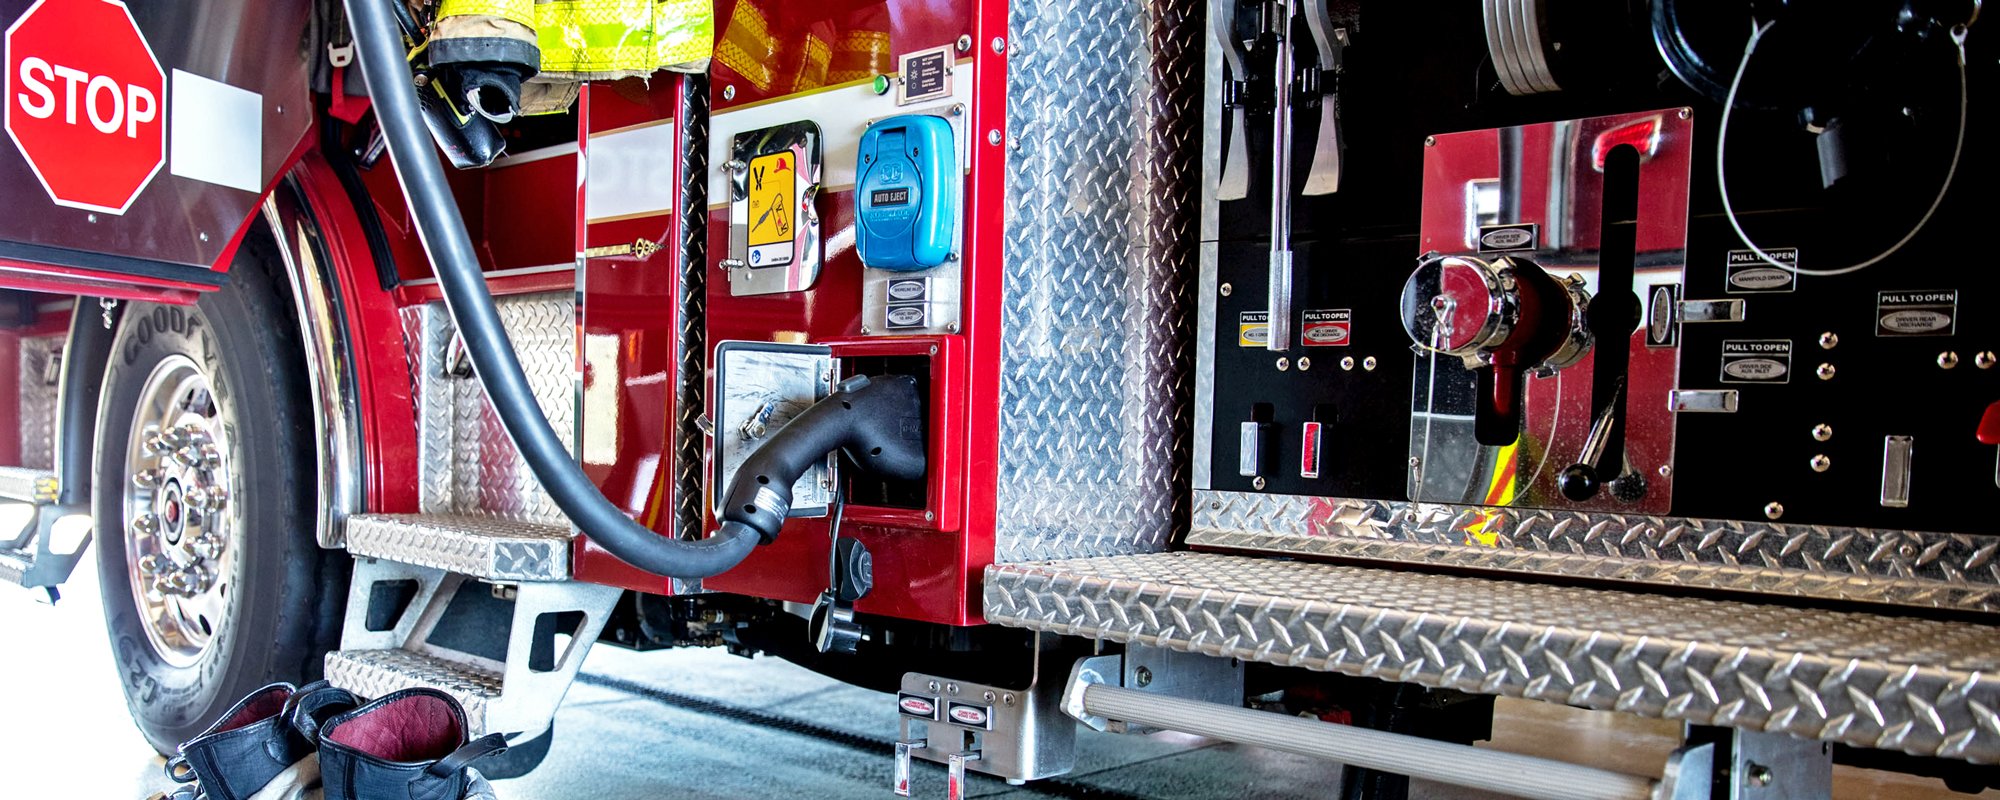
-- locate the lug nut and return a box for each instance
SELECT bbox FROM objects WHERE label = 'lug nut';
[189,532,225,562]
[132,514,161,536]
[138,553,171,575]
[133,468,162,488]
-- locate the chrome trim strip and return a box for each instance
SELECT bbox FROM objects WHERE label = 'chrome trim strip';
[398,262,575,287]
[266,186,365,548]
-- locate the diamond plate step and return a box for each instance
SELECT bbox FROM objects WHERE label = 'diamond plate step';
[0,548,28,586]
[325,648,502,735]
[985,552,2000,764]
[0,467,57,504]
[344,514,571,581]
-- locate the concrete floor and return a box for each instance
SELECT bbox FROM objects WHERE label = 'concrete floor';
[2,560,1993,799]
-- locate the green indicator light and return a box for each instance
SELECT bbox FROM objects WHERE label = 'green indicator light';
[872,74,892,95]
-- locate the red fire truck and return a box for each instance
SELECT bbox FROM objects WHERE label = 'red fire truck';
[3,0,1997,796]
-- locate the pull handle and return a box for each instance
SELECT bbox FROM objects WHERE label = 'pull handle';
[1212,0,1253,201]
[947,750,982,800]
[1300,0,1347,196]
[893,738,926,797]
[1267,0,1299,352]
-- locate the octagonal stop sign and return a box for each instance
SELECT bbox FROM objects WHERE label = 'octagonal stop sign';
[5,0,166,214]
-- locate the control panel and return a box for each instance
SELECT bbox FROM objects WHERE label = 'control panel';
[1198,3,1996,567]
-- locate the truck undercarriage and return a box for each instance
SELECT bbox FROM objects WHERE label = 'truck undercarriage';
[3,0,1998,797]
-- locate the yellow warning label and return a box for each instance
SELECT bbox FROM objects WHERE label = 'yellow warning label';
[1236,311,1271,347]
[746,151,796,248]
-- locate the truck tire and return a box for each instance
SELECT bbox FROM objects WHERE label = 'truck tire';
[91,229,348,754]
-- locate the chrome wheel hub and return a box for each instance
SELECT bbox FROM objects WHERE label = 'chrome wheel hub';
[124,355,235,667]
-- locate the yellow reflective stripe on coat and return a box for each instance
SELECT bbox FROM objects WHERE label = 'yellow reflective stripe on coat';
[439,0,536,28]
[536,0,713,74]
[714,0,775,91]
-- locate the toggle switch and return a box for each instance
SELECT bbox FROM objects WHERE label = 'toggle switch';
[1300,421,1323,479]
[1239,421,1273,478]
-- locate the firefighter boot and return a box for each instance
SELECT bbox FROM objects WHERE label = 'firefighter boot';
[316,688,508,800]
[162,681,360,800]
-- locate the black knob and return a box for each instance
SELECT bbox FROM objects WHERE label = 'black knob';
[1558,464,1600,501]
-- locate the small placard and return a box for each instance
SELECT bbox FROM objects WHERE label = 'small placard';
[1237,311,1270,347]
[745,151,798,268]
[1725,248,1798,294]
[1719,339,1793,384]
[1302,309,1351,347]
[897,46,954,106]
[1476,223,1538,253]
[1876,290,1958,337]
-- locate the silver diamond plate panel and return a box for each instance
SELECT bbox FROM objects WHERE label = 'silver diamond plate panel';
[344,514,571,581]
[325,648,502,734]
[985,552,2000,763]
[0,467,56,504]
[414,294,576,525]
[15,335,59,471]
[674,73,711,547]
[0,548,28,585]
[1190,490,2000,614]
[995,0,1197,562]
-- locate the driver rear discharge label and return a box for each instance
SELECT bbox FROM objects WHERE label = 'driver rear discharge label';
[1720,340,1792,384]
[1302,309,1352,346]
[1877,290,1957,337]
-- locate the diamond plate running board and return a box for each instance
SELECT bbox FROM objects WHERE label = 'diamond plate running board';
[984,552,2000,764]
[344,514,571,581]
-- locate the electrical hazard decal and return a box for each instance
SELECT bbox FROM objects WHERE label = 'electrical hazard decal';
[745,150,798,268]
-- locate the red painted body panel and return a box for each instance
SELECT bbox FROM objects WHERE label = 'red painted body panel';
[696,0,1009,625]
[570,79,701,595]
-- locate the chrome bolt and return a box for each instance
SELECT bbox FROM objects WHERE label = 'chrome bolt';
[1252,476,1267,490]
[1363,356,1378,371]
[1424,136,1437,147]
[987,129,1003,146]
[1219,283,1232,297]
[1816,363,1836,381]
[1002,694,1017,707]
[1657,464,1673,478]
[1134,666,1154,688]
[991,37,1006,55]
[1939,351,1960,369]
[957,35,973,52]
[946,683,960,695]
[1677,107,1692,120]
[722,85,737,101]
[1764,502,1784,520]
[1276,358,1290,372]
[1810,454,1831,473]
[927,680,941,693]
[725,159,747,174]
[133,468,162,489]
[132,514,161,536]
[1297,357,1311,372]
[1979,351,1998,369]
[982,690,997,703]
[145,431,177,455]
[1745,763,1774,788]
[1341,356,1355,371]
[1812,424,1833,442]
[1818,332,1838,350]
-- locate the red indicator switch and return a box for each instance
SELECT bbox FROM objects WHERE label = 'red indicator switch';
[1979,401,2000,446]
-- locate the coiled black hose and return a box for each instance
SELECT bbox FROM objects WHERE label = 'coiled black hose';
[342,0,759,579]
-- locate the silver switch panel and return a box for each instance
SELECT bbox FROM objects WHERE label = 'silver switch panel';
[1881,435,1914,508]
[1239,422,1263,477]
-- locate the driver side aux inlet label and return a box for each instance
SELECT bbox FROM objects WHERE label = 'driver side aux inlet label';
[1720,339,1792,384]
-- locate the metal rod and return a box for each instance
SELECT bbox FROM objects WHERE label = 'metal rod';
[1266,0,1297,352]
[1080,684,1656,800]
